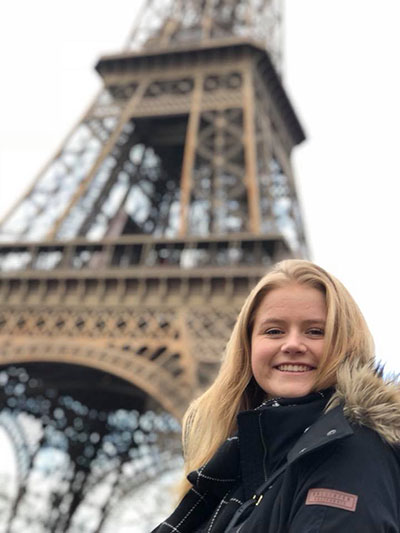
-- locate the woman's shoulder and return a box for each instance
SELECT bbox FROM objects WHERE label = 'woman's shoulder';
[285,366,400,532]
[330,360,400,449]
[305,360,400,494]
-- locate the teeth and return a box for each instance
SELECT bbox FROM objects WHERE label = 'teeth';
[277,364,314,372]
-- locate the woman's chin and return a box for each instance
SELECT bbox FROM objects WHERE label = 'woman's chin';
[264,375,316,399]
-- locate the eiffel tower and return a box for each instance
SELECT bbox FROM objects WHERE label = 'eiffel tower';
[0,0,306,529]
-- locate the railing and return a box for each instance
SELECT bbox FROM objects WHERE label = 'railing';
[0,234,289,274]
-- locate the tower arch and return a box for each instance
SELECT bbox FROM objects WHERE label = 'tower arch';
[0,338,193,419]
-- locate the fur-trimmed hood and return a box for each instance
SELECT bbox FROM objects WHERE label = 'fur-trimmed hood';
[328,359,400,445]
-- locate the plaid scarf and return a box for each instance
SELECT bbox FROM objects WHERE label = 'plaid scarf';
[152,435,244,532]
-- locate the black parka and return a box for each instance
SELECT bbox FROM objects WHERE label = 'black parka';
[152,363,400,532]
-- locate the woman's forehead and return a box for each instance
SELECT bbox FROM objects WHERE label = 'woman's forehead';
[254,284,326,320]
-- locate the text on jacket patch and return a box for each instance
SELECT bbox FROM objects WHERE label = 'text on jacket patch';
[305,488,358,512]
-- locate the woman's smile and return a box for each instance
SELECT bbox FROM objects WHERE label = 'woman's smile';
[275,364,316,372]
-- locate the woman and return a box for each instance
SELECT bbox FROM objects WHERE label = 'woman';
[152,260,400,532]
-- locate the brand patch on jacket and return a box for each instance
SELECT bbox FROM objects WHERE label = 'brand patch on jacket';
[306,488,358,512]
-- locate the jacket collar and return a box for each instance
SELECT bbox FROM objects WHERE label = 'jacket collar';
[289,359,400,460]
[287,403,353,463]
[187,401,353,500]
[187,434,241,498]
[237,390,332,499]
[328,360,400,446]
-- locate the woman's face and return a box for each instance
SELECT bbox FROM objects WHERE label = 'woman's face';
[250,283,327,399]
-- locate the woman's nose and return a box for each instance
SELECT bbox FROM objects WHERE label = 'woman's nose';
[282,332,306,353]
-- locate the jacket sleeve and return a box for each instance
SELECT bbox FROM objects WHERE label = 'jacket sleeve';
[288,431,400,532]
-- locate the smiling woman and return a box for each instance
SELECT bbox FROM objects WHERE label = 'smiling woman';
[152,259,400,532]
[250,283,327,399]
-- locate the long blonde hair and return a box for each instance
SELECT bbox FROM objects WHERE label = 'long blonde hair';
[179,259,374,497]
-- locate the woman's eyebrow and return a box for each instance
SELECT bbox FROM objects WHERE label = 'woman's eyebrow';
[257,318,326,328]
[257,318,286,327]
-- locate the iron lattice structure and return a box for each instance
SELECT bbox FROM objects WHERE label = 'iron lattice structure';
[126,0,283,72]
[0,1,307,528]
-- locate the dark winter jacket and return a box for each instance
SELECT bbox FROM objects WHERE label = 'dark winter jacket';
[152,362,400,532]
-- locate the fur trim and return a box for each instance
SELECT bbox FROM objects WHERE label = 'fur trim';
[327,360,400,445]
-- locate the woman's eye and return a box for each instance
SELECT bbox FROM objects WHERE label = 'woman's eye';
[265,328,284,336]
[307,328,324,336]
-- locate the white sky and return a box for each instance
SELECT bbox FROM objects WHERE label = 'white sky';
[0,1,400,372]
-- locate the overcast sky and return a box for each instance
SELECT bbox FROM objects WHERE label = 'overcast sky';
[0,1,400,372]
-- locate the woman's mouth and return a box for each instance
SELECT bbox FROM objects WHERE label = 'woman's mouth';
[275,364,315,372]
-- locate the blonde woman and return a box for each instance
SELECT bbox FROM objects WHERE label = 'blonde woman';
[152,260,400,532]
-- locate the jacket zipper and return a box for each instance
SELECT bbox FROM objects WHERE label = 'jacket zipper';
[258,412,268,480]
[226,462,289,530]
